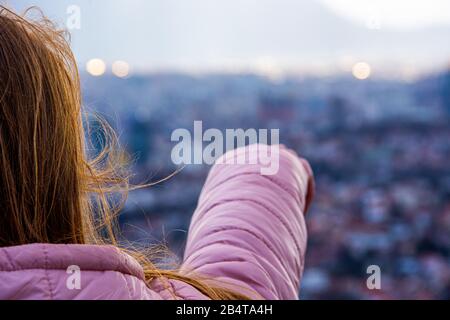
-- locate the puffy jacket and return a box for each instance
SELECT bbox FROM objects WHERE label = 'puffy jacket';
[0,145,314,300]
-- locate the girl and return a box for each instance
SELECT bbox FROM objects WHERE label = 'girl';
[0,7,314,300]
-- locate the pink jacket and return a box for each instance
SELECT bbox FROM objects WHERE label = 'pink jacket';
[0,145,314,300]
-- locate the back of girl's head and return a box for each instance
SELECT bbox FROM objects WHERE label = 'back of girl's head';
[0,6,126,246]
[0,7,250,299]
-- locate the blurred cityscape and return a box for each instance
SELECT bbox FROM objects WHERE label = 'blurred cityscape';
[82,70,450,300]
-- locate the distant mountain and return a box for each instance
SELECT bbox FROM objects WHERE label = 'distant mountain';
[8,0,450,74]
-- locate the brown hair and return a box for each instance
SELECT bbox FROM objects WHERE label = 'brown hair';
[0,6,250,300]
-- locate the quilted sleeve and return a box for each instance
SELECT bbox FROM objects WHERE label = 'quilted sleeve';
[181,144,314,300]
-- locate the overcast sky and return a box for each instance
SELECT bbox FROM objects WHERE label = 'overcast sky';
[5,0,450,77]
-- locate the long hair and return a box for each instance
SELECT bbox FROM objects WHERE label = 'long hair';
[0,6,250,300]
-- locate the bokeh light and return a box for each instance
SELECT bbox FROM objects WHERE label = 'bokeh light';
[352,62,371,80]
[86,59,106,76]
[112,61,130,78]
